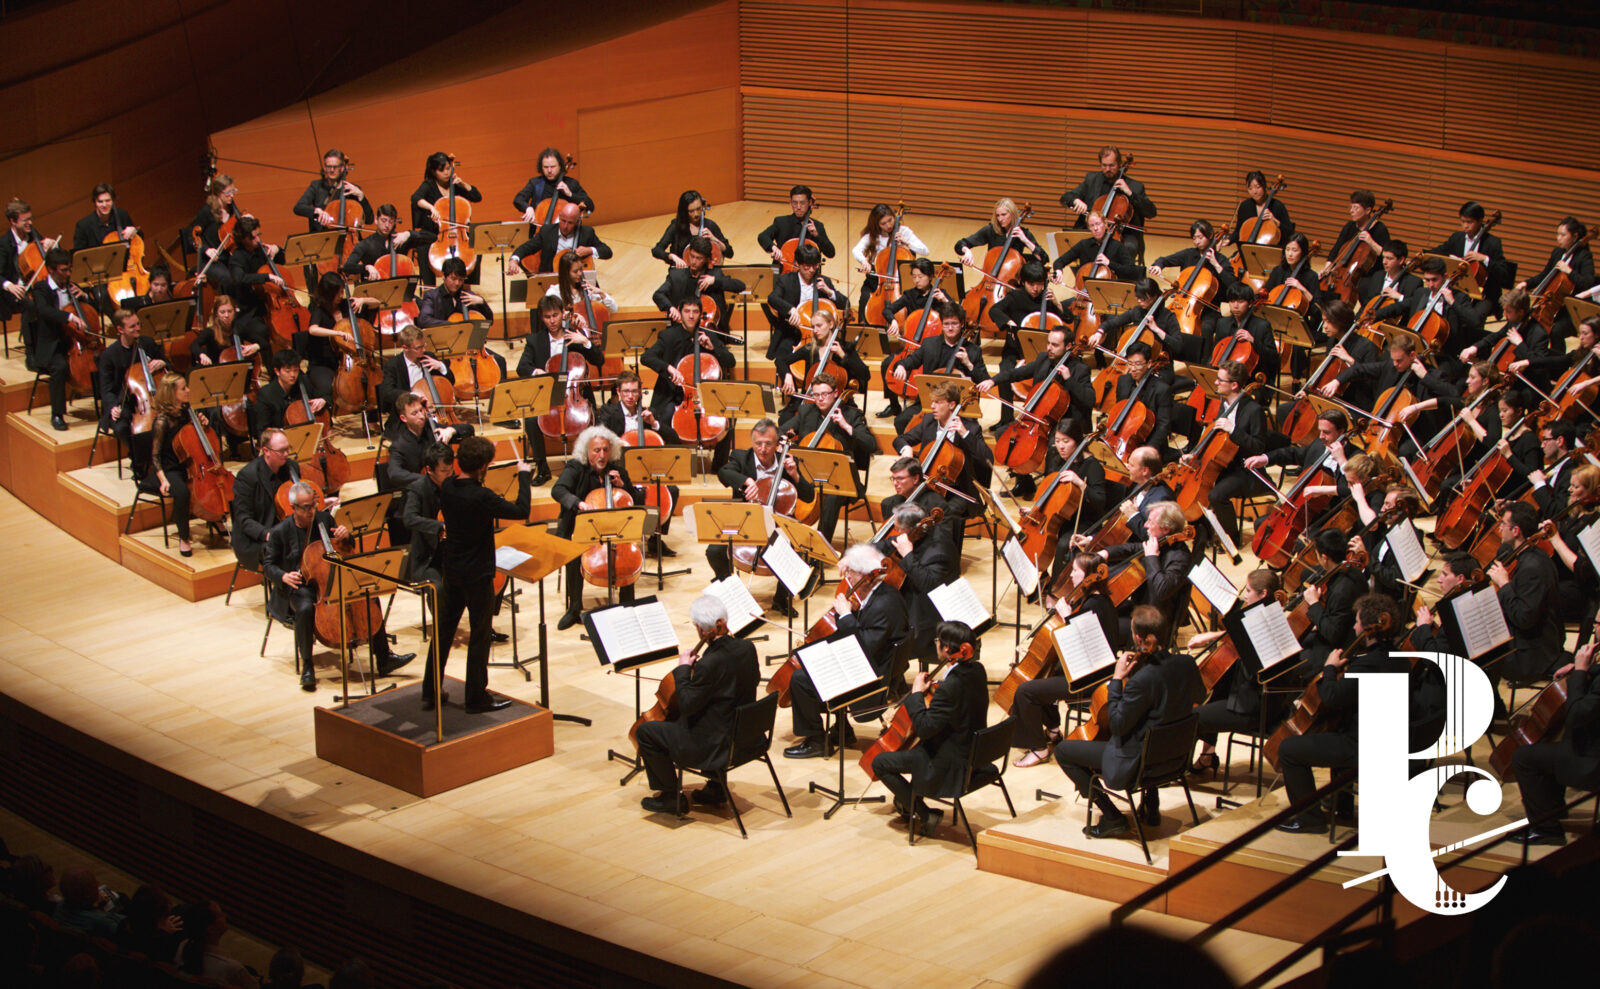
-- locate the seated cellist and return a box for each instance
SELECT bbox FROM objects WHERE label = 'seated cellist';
[1186,570,1295,777]
[1176,360,1268,548]
[1073,500,1191,646]
[779,372,876,546]
[1510,638,1600,847]
[889,302,988,435]
[97,308,165,478]
[892,380,992,555]
[870,620,989,837]
[1012,553,1120,768]
[1053,604,1204,838]
[263,481,413,692]
[705,418,813,618]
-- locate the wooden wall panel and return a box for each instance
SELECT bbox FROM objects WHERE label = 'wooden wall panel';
[740,0,1600,273]
[211,2,742,240]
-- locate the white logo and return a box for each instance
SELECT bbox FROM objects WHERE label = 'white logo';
[1338,652,1521,915]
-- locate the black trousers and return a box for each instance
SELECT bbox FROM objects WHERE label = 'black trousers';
[1513,742,1600,828]
[1278,730,1358,819]
[1055,737,1159,815]
[304,363,336,403]
[1196,699,1259,749]
[147,467,191,541]
[790,657,895,740]
[1209,467,1267,544]
[428,573,496,703]
[1012,674,1091,750]
[105,413,155,475]
[872,747,935,812]
[564,557,637,611]
[284,582,390,675]
[636,712,694,794]
[42,353,69,418]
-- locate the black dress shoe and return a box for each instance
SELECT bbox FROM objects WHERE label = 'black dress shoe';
[654,539,678,558]
[913,807,944,835]
[531,469,552,486]
[378,652,416,676]
[1137,795,1161,827]
[465,696,513,714]
[783,739,826,759]
[772,600,799,619]
[641,792,689,814]
[51,416,68,431]
[300,670,316,692]
[1514,827,1568,847]
[1275,816,1329,835]
[691,783,728,807]
[875,405,899,419]
[556,609,581,630]
[421,690,450,711]
[1084,814,1131,839]
[491,631,510,643]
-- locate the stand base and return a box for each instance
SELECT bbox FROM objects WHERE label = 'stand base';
[313,678,553,796]
[810,781,885,820]
[607,747,646,786]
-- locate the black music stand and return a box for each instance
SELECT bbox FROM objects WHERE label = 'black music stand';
[722,264,776,369]
[570,507,651,610]
[424,319,492,422]
[593,596,681,784]
[1018,328,1050,362]
[328,546,409,704]
[623,446,694,588]
[1257,304,1316,354]
[188,361,253,457]
[471,221,530,336]
[772,513,837,655]
[494,521,589,725]
[333,491,394,553]
[790,448,857,546]
[796,631,888,819]
[70,242,127,315]
[690,501,770,620]
[974,484,1029,639]
[135,300,194,348]
[505,273,561,348]
[354,275,415,358]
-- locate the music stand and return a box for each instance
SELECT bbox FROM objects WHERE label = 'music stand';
[70,242,128,313]
[790,448,857,543]
[188,362,252,452]
[699,379,778,478]
[723,264,776,365]
[973,484,1029,637]
[1084,279,1137,314]
[913,374,971,408]
[506,272,561,315]
[488,375,556,427]
[334,491,394,552]
[603,318,662,377]
[327,546,409,704]
[282,421,322,481]
[570,507,651,611]
[1239,243,1283,278]
[1565,296,1600,327]
[1018,329,1050,362]
[848,322,888,361]
[772,513,836,650]
[494,522,589,724]
[624,446,694,587]
[283,231,341,269]
[135,300,194,346]
[690,500,771,594]
[1257,304,1316,351]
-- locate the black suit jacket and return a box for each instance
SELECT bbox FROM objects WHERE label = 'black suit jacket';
[551,459,644,536]
[767,271,847,323]
[262,512,334,597]
[25,278,75,364]
[905,659,990,796]
[757,214,836,258]
[402,475,445,580]
[1102,651,1203,789]
[1497,544,1565,682]
[893,415,994,493]
[651,267,746,315]
[511,224,613,273]
[1355,268,1421,309]
[639,323,734,412]
[1315,642,1410,738]
[1105,542,1192,633]
[878,524,957,650]
[780,399,876,472]
[668,634,760,770]
[836,583,909,669]
[438,472,532,581]
[1112,373,1173,452]
[378,353,456,425]
[716,448,815,501]
[231,457,292,569]
[1063,171,1157,230]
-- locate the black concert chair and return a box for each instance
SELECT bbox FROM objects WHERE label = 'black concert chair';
[676,691,791,838]
[125,477,172,548]
[224,556,262,607]
[88,420,126,478]
[1086,712,1202,864]
[913,716,1018,850]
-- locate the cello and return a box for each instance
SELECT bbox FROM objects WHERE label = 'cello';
[1169,413,1242,522]
[256,248,310,352]
[1531,228,1596,328]
[1164,223,1232,337]
[284,386,351,497]
[1406,382,1503,501]
[299,519,382,649]
[995,332,1078,475]
[1265,620,1390,770]
[175,405,236,523]
[862,202,908,329]
[1090,154,1136,239]
[61,287,104,399]
[537,306,593,443]
[373,234,420,339]
[786,384,858,525]
[693,199,724,267]
[859,656,953,781]
[731,433,802,578]
[217,326,261,437]
[579,468,643,589]
[1063,216,1127,347]
[426,156,476,276]
[124,345,166,436]
[669,317,727,449]
[103,227,150,304]
[531,154,577,228]
[1430,412,1539,550]
[1320,199,1395,306]
[994,560,1109,713]
[766,561,889,707]
[629,623,711,750]
[1013,434,1099,567]
[961,202,1034,336]
[1104,358,1164,461]
[884,263,953,399]
[331,300,382,416]
[1239,175,1288,247]
[1064,640,1159,743]
[1260,239,1322,317]
[777,194,819,275]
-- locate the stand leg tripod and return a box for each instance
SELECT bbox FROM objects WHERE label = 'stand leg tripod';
[606,668,647,785]
[810,697,887,820]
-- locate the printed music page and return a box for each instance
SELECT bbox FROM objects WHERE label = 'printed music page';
[928,578,995,634]
[1385,521,1429,583]
[587,599,680,667]
[1240,601,1303,670]
[1450,585,1512,660]
[1189,556,1238,615]
[796,635,876,704]
[494,546,532,572]
[1578,519,1600,579]
[1001,537,1040,598]
[1052,613,1117,684]
[762,531,814,595]
[707,575,763,637]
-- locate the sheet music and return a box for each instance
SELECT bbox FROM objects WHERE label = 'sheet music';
[1449,585,1512,660]
[795,635,877,705]
[1052,613,1117,684]
[987,489,1022,536]
[587,600,680,666]
[1386,521,1429,583]
[494,546,532,572]
[1578,519,1600,579]
[707,575,763,637]
[928,578,995,633]
[1189,557,1238,615]
[1001,537,1039,598]
[1240,601,1302,670]
[762,531,814,595]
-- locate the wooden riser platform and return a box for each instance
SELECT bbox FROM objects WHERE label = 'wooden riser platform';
[977,758,1570,943]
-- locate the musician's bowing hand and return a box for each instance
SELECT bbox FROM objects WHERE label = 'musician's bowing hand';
[1318,380,1339,398]
[1189,630,1225,648]
[1063,469,1084,488]
[787,309,804,328]
[1087,330,1104,348]
[833,592,852,616]
[893,365,908,383]
[607,469,625,488]
[976,380,994,394]
[1243,454,1268,469]
[1070,533,1092,549]
[1325,649,1349,669]
[1113,652,1134,681]
[1416,605,1432,627]
[782,373,796,396]
[1396,403,1420,422]
[911,671,929,693]
[516,457,532,474]
[1146,264,1162,278]
[438,426,456,444]
[696,273,715,292]
[1487,561,1510,588]
[742,478,759,501]
[891,533,913,557]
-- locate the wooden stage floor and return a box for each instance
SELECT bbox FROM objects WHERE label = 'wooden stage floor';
[0,201,1566,987]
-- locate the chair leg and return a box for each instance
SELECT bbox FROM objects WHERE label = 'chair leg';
[724,774,748,839]
[225,562,243,605]
[955,798,976,848]
[1182,779,1200,827]
[261,615,274,659]
[1128,791,1153,865]
[762,755,792,817]
[675,767,690,821]
[996,778,1017,818]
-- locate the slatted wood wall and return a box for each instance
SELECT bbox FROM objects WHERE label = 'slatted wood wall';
[739,0,1599,270]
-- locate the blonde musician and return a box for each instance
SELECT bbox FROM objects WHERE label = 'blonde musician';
[636,596,759,815]
[871,620,988,837]
[955,197,1046,270]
